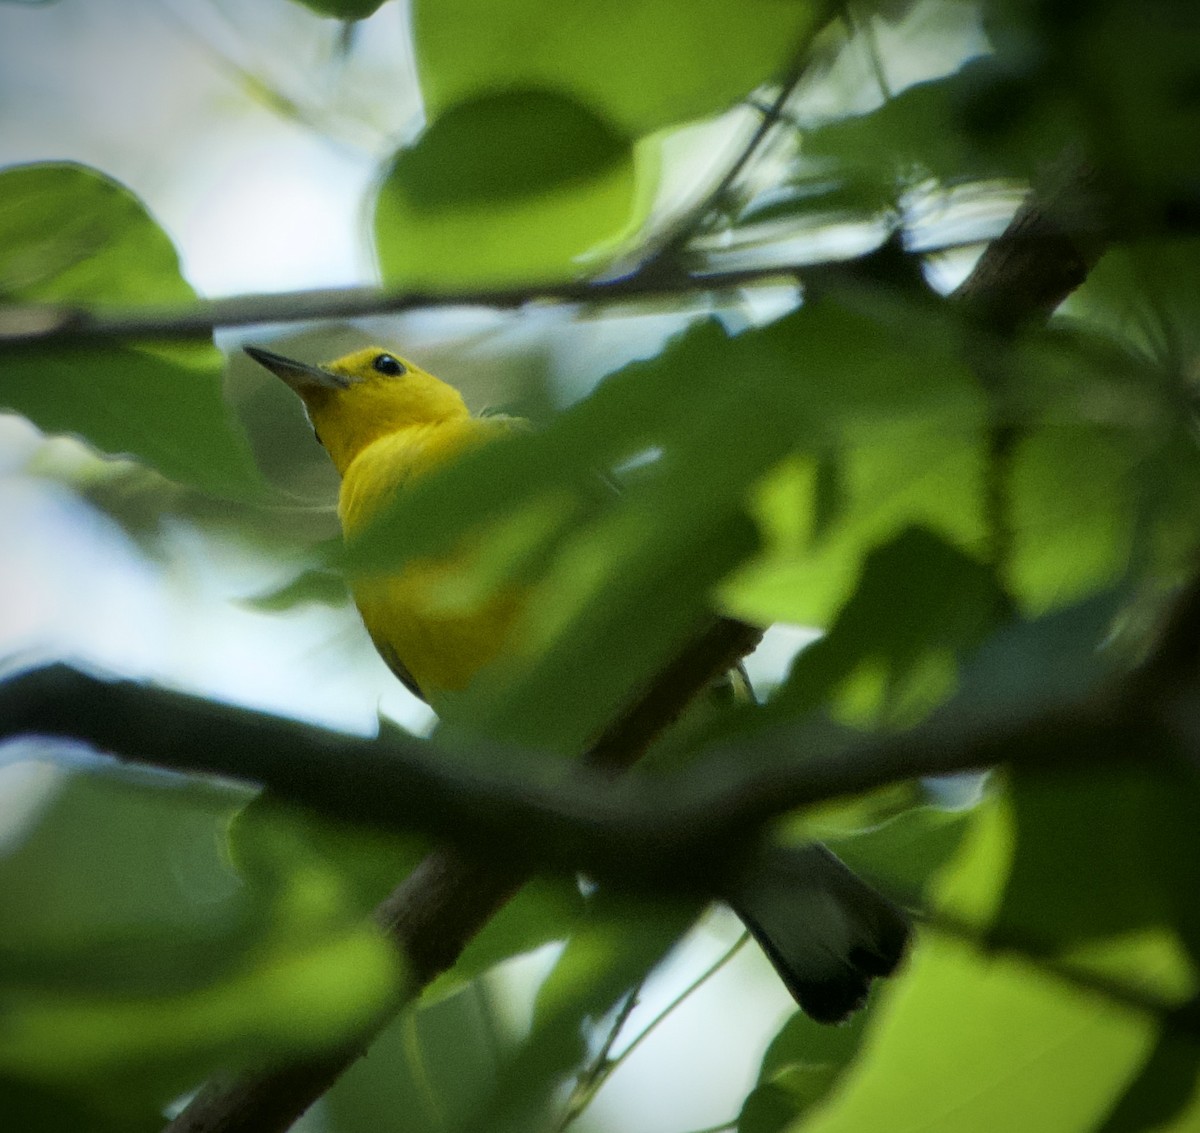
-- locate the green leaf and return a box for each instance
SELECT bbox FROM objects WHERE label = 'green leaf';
[232,797,584,1002]
[828,806,974,909]
[797,799,1198,1133]
[1095,1018,1200,1133]
[0,765,399,1110]
[738,1007,871,1133]
[1005,422,1140,613]
[772,525,1006,726]
[374,90,641,286]
[997,767,1200,954]
[324,983,513,1133]
[423,878,585,1004]
[0,162,261,497]
[240,567,350,613]
[446,890,700,1133]
[723,430,987,630]
[0,768,256,996]
[411,0,833,136]
[4,343,262,499]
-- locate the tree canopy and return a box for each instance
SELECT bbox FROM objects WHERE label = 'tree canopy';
[2,1,1200,1132]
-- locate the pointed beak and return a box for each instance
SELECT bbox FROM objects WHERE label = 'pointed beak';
[243,345,349,391]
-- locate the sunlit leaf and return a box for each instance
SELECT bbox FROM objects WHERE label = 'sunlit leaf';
[374,90,642,287]
[411,0,833,136]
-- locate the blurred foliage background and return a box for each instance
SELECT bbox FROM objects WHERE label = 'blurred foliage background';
[2,0,1200,1131]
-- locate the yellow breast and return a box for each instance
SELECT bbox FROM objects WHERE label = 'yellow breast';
[338,418,523,704]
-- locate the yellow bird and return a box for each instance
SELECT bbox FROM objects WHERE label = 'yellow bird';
[246,343,910,1023]
[245,344,524,706]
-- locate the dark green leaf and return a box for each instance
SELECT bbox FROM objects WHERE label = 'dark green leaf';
[996,766,1200,951]
[1096,1015,1200,1133]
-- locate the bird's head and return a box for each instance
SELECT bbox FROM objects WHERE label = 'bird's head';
[245,344,469,474]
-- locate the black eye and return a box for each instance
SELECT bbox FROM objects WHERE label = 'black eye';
[372,353,405,376]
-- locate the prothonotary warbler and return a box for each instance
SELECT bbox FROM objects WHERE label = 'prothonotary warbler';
[246,343,911,1023]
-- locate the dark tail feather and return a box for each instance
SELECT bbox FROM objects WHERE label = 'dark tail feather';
[726,844,912,1024]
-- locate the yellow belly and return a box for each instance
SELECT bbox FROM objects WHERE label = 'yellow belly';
[338,418,524,704]
[351,555,523,699]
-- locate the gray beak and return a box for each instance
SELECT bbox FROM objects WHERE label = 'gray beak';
[243,345,348,391]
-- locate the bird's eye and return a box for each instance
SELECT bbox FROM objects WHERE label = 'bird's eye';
[372,353,405,376]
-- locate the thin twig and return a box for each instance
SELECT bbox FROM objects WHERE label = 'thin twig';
[555,984,642,1133]
[599,933,751,1080]
[636,37,815,274]
[556,934,751,1133]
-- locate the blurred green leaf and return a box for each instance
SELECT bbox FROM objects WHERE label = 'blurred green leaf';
[979,0,1200,218]
[1096,1019,1200,1133]
[0,768,255,995]
[1062,238,1200,376]
[724,429,987,630]
[411,0,833,136]
[797,799,1198,1133]
[771,525,1006,726]
[232,797,583,1004]
[1005,422,1139,613]
[798,66,1014,195]
[446,889,701,1133]
[374,90,641,286]
[324,983,512,1133]
[738,1006,871,1133]
[424,877,584,1004]
[241,566,350,613]
[997,767,1200,955]
[0,162,261,497]
[828,805,974,909]
[0,765,399,1111]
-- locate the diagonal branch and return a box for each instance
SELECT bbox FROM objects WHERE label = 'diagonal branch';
[156,616,760,1133]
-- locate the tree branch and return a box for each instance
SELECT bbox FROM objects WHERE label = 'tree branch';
[2,613,1193,898]
[0,146,1123,1133]
[0,218,1103,348]
[157,616,759,1133]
